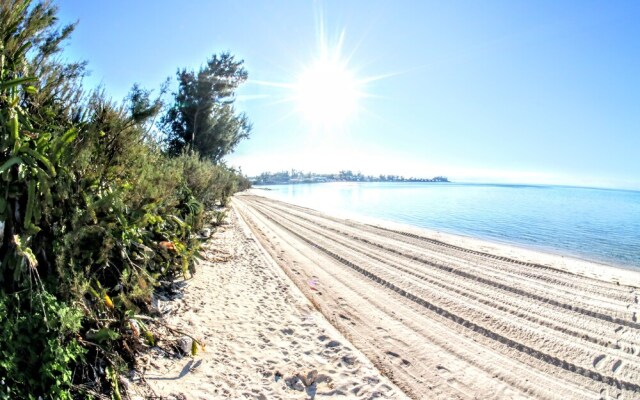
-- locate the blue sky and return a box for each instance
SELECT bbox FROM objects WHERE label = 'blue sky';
[56,1,640,189]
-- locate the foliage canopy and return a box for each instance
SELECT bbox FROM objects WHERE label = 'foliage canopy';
[162,52,252,163]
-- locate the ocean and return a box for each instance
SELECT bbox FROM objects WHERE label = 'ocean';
[254,182,640,270]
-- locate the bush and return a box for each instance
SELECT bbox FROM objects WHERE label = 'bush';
[0,290,85,400]
[0,1,251,397]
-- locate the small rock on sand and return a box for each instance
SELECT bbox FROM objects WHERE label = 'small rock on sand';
[298,369,318,386]
[175,336,192,355]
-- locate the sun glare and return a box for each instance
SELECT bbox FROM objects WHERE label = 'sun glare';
[294,57,360,127]
[250,10,387,130]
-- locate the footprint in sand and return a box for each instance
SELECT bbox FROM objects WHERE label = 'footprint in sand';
[341,355,357,366]
[593,354,606,369]
[338,313,351,321]
[611,360,622,374]
[599,387,623,400]
[386,351,411,366]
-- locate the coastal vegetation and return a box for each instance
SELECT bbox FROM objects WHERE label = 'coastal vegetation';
[252,169,449,185]
[162,52,252,163]
[0,1,250,398]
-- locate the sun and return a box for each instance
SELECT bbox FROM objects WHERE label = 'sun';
[294,56,361,127]
[249,11,386,130]
[290,17,367,128]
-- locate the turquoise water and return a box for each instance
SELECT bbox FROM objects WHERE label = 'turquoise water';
[255,182,640,269]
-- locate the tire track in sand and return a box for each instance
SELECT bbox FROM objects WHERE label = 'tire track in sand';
[234,195,640,399]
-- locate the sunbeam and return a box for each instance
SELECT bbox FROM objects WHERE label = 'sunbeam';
[247,8,390,131]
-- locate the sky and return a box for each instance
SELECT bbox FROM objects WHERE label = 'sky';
[56,0,640,189]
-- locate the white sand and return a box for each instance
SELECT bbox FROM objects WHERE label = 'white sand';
[132,192,640,400]
[246,188,639,286]
[233,193,640,400]
[131,207,406,399]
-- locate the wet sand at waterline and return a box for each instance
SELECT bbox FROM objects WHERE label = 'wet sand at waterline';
[136,192,640,399]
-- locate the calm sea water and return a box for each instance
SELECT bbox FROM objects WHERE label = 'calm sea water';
[255,182,640,270]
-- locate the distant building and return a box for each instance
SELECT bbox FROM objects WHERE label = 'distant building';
[250,171,450,185]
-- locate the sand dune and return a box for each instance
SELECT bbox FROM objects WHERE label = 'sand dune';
[233,193,640,399]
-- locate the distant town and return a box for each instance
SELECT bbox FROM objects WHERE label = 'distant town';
[251,170,450,185]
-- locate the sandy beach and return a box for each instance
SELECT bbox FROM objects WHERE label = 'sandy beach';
[132,200,405,399]
[136,192,640,399]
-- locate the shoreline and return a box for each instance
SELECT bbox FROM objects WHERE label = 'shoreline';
[235,192,640,399]
[246,187,639,280]
[322,209,640,285]
[355,214,640,274]
[134,192,640,399]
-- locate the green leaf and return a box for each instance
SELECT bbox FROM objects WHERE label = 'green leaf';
[13,42,32,62]
[24,180,36,228]
[22,148,56,177]
[52,128,77,161]
[10,114,19,151]
[36,168,53,207]
[0,77,37,91]
[0,156,22,173]
[85,328,120,343]
[144,330,155,346]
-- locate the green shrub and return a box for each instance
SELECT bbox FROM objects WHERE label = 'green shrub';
[0,290,85,400]
[213,210,227,226]
[0,2,251,397]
